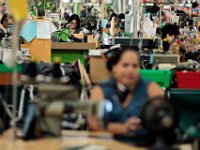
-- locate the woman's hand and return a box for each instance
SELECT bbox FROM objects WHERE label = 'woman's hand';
[88,116,102,131]
[66,23,71,29]
[125,117,141,131]
[107,118,141,135]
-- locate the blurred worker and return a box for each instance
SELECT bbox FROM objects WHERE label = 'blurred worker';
[0,2,6,17]
[162,24,180,51]
[0,13,8,40]
[106,13,118,28]
[157,11,169,28]
[66,14,84,42]
[89,45,163,143]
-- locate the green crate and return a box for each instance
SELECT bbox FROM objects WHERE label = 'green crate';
[51,50,85,64]
[140,70,173,88]
[170,89,200,138]
[0,64,22,73]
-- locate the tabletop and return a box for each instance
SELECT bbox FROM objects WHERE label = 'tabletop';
[0,130,192,150]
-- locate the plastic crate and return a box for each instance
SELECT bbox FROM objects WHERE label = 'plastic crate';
[0,64,22,73]
[176,71,200,89]
[141,70,173,88]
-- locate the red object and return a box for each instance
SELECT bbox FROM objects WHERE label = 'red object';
[0,73,21,85]
[176,71,200,89]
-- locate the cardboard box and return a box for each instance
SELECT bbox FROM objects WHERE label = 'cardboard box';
[89,50,111,83]
[21,39,51,62]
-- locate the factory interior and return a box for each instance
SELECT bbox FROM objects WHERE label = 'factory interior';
[0,0,200,150]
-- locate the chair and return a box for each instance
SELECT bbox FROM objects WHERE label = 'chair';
[169,89,200,138]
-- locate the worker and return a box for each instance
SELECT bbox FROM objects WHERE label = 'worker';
[106,13,118,28]
[89,45,163,143]
[157,11,169,28]
[161,24,180,52]
[0,13,8,40]
[66,14,84,42]
[0,2,6,18]
[162,23,200,61]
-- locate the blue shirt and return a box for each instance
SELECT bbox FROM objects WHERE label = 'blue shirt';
[99,77,151,144]
[99,77,150,123]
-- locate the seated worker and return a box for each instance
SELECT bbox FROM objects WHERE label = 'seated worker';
[106,13,118,28]
[66,14,84,42]
[161,24,180,52]
[0,13,8,40]
[162,24,200,61]
[89,45,163,144]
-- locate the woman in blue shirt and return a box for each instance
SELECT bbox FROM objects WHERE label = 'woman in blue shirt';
[89,46,163,139]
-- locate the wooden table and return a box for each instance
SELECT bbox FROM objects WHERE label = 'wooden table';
[0,130,144,150]
[0,130,192,150]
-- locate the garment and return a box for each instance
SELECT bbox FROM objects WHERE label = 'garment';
[99,77,150,123]
[142,14,158,38]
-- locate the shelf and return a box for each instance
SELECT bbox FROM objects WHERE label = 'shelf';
[51,42,96,50]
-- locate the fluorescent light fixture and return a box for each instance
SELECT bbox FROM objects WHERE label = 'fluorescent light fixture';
[63,0,70,3]
[73,0,81,2]
[105,0,112,4]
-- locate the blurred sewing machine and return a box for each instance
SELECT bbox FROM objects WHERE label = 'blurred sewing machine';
[22,83,105,140]
[18,61,106,140]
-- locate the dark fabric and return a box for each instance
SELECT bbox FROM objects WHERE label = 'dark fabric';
[186,50,200,63]
[0,28,5,40]
[22,62,81,89]
[70,28,82,42]
[0,86,24,131]
[0,99,7,133]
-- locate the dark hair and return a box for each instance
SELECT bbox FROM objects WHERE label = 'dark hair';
[1,13,8,25]
[68,14,81,29]
[109,13,118,21]
[161,24,180,39]
[106,47,139,72]
[145,3,159,14]
[118,13,125,20]
[192,2,199,8]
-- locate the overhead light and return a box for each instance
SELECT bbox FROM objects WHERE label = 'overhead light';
[73,0,81,2]
[105,0,112,4]
[63,0,70,3]
[128,0,132,5]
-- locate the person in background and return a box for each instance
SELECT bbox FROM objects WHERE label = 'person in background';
[88,45,163,144]
[106,13,118,28]
[66,14,84,42]
[162,23,200,61]
[0,13,8,40]
[118,13,125,31]
[161,24,180,52]
[157,11,169,28]
[0,2,6,17]
[192,2,199,16]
